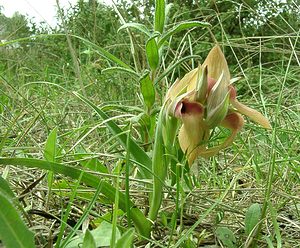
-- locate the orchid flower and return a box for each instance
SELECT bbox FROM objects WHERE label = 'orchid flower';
[165,45,271,165]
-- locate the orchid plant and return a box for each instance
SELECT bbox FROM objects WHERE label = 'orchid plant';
[164,45,271,165]
[149,44,271,222]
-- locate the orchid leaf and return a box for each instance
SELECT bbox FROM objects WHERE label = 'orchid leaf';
[149,109,167,221]
[155,55,201,84]
[140,72,156,109]
[154,0,166,33]
[146,35,160,71]
[118,22,151,37]
[158,21,210,47]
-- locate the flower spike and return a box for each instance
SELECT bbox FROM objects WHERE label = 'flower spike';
[164,44,271,165]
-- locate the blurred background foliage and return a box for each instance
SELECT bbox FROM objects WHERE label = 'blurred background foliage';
[1,0,299,88]
[0,0,299,133]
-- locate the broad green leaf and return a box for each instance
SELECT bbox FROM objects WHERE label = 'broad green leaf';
[115,228,135,248]
[154,0,165,33]
[66,221,120,248]
[82,230,96,248]
[146,35,160,71]
[44,127,57,162]
[140,72,156,109]
[73,92,152,178]
[245,203,261,235]
[0,175,15,198]
[118,22,151,37]
[0,158,152,238]
[0,192,35,248]
[215,227,236,248]
[158,21,210,47]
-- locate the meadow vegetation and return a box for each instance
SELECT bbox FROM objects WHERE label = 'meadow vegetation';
[0,0,299,247]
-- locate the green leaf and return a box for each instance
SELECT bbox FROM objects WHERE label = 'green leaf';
[0,192,35,248]
[146,35,160,71]
[158,21,210,47]
[118,22,151,37]
[115,228,135,248]
[0,158,152,238]
[155,55,201,84]
[73,92,152,178]
[78,156,108,174]
[101,67,139,78]
[154,0,166,33]
[245,203,261,235]
[0,175,15,198]
[82,230,96,248]
[44,127,57,188]
[140,72,156,109]
[148,109,167,221]
[215,227,236,248]
[44,127,57,162]
[66,221,120,248]
[71,35,132,69]
[269,201,282,247]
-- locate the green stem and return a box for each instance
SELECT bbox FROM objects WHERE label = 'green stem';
[125,125,132,227]
[148,109,167,221]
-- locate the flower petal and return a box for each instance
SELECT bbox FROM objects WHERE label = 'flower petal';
[194,65,208,103]
[199,112,244,158]
[231,100,271,129]
[165,68,198,102]
[178,122,209,165]
[203,44,231,85]
[175,100,203,117]
[177,102,208,165]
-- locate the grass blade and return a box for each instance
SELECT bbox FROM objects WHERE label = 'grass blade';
[115,228,135,248]
[73,92,152,178]
[0,176,15,198]
[0,158,152,237]
[0,192,35,248]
